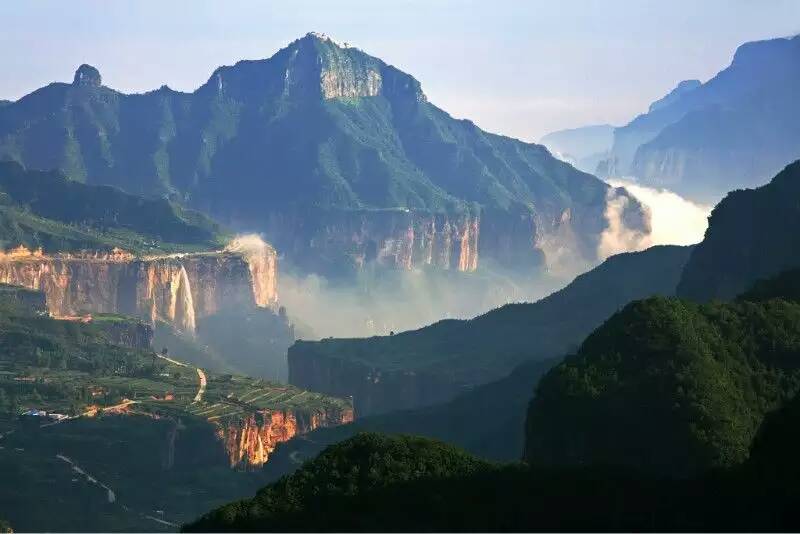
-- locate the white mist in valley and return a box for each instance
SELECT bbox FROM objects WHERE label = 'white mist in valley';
[597,190,652,260]
[278,266,563,340]
[598,178,711,259]
[223,233,562,341]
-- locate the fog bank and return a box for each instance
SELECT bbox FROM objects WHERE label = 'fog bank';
[608,178,711,246]
[278,265,564,340]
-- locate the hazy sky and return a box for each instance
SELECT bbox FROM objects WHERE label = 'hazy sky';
[1,0,797,140]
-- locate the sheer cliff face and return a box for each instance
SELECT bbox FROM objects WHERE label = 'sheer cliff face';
[260,205,622,275]
[0,246,278,333]
[216,407,354,469]
[224,236,279,306]
[267,210,480,273]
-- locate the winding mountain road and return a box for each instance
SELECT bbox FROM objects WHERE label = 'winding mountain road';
[193,367,207,403]
[155,352,206,404]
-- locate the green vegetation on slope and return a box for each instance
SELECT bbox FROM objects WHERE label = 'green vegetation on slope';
[525,292,800,477]
[0,161,226,254]
[186,433,493,532]
[184,417,800,533]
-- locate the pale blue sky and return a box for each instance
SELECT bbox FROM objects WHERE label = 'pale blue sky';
[1,0,798,139]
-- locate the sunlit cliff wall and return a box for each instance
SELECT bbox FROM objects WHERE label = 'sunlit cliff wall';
[216,407,354,469]
[261,210,483,274]
[0,245,278,333]
[255,201,638,277]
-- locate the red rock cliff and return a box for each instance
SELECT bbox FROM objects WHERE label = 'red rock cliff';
[216,407,354,469]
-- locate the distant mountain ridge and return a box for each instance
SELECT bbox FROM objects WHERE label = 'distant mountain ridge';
[0,32,647,275]
[539,124,615,174]
[597,34,800,202]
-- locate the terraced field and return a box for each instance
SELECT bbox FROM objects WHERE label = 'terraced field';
[189,377,347,422]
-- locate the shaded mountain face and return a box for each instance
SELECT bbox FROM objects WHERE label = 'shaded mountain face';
[0,33,647,276]
[597,35,800,203]
[677,160,800,301]
[288,244,692,416]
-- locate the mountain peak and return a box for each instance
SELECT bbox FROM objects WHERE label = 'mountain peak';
[73,64,101,87]
[205,33,425,103]
[280,32,424,101]
[302,31,348,47]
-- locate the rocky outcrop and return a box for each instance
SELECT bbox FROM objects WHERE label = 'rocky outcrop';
[72,64,102,87]
[0,244,278,333]
[216,407,354,469]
